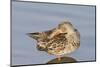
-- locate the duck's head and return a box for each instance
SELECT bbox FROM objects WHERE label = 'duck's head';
[58,21,75,34]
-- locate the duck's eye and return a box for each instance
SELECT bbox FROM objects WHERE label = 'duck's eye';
[74,29,77,31]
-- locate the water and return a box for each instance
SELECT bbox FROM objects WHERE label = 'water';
[12,1,96,65]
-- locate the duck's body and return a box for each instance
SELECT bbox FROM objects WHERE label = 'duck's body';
[27,21,80,59]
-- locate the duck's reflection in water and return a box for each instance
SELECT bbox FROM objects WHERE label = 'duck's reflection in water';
[46,56,77,64]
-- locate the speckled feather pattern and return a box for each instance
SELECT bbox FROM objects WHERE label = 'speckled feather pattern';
[28,21,80,56]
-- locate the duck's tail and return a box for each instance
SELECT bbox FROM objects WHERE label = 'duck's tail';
[27,32,40,40]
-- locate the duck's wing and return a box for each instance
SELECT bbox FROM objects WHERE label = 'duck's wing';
[47,33,68,52]
[47,28,62,39]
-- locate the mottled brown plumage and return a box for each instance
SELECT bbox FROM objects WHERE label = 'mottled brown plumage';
[27,21,80,58]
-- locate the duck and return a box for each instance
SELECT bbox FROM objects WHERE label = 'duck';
[27,21,80,61]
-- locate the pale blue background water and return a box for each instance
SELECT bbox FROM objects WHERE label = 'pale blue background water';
[12,1,96,65]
